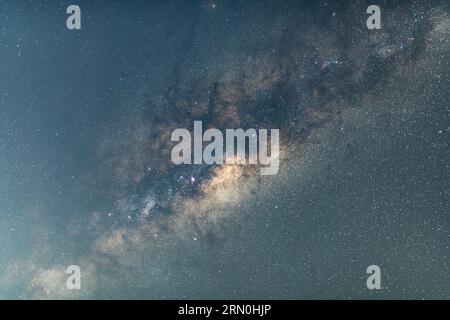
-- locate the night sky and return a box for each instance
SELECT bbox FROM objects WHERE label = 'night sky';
[0,0,449,299]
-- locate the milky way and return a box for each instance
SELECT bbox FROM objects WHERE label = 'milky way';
[0,0,449,299]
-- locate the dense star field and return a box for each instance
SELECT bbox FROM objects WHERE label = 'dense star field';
[0,0,449,299]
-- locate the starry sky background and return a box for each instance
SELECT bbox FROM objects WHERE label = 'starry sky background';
[0,0,449,299]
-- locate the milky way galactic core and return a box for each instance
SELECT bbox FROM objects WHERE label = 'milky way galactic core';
[0,0,449,299]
